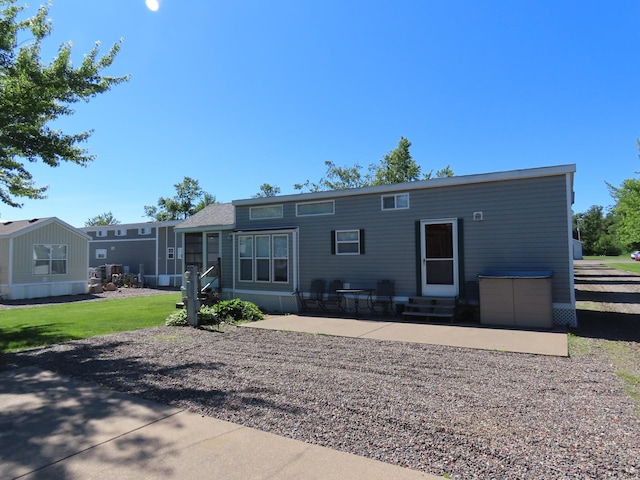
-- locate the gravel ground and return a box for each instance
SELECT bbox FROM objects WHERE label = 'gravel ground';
[6,326,639,479]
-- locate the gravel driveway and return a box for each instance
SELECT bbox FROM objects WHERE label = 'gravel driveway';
[4,264,640,478]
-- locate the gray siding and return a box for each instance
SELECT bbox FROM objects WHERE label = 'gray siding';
[234,173,573,306]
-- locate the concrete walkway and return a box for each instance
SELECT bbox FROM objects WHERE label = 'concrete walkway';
[245,314,568,357]
[0,367,437,480]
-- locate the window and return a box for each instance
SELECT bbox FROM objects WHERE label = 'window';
[96,248,107,260]
[296,200,335,216]
[184,233,203,269]
[139,227,152,235]
[237,234,289,283]
[238,236,253,281]
[250,205,283,220]
[115,229,127,236]
[34,244,67,275]
[167,247,175,260]
[381,193,409,210]
[333,230,364,255]
[256,236,270,282]
[96,230,107,238]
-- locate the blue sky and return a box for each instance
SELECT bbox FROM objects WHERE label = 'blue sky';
[4,0,639,226]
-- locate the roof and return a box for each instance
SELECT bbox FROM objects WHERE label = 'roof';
[78,219,182,232]
[233,164,576,206]
[175,203,235,231]
[0,217,91,240]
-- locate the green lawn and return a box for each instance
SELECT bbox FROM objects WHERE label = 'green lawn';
[0,293,182,353]
[582,254,640,275]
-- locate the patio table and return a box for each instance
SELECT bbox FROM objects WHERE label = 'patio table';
[335,288,374,316]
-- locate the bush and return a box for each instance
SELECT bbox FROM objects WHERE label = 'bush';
[212,299,264,323]
[165,300,263,327]
[165,309,189,326]
[164,305,221,327]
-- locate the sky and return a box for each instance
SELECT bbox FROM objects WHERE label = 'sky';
[3,0,639,227]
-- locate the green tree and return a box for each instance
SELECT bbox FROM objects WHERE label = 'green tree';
[606,140,640,251]
[0,0,128,209]
[574,205,621,255]
[85,211,119,226]
[254,183,281,198]
[371,137,421,185]
[294,161,371,192]
[144,176,216,221]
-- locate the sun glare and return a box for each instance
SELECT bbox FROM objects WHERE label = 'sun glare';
[146,0,159,11]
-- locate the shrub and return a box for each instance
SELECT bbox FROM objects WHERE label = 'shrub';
[165,309,189,326]
[212,299,264,323]
[164,305,221,327]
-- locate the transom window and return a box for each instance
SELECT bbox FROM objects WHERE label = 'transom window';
[250,205,283,220]
[34,244,67,275]
[296,200,335,216]
[381,193,409,210]
[238,234,289,283]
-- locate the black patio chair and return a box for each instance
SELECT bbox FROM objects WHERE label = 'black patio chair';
[323,279,345,312]
[296,279,326,312]
[369,279,395,315]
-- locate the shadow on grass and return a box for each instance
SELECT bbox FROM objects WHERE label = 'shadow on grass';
[0,324,82,353]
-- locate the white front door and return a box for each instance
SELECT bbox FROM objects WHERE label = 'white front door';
[420,219,459,297]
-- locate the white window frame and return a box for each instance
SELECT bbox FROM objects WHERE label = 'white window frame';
[250,205,283,220]
[335,230,360,255]
[115,228,127,237]
[96,229,107,238]
[381,193,410,211]
[296,200,335,217]
[177,247,183,260]
[139,227,152,235]
[167,247,175,260]
[237,234,289,283]
[33,244,68,275]
[96,248,107,260]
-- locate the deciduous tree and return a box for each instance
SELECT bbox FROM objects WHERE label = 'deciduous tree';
[144,176,217,221]
[85,211,119,226]
[0,0,128,209]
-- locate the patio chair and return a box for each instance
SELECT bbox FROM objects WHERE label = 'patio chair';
[296,279,326,312]
[369,279,395,315]
[323,280,345,312]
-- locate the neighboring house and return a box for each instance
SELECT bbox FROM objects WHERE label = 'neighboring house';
[174,203,235,292]
[226,164,577,327]
[80,220,183,287]
[0,217,90,300]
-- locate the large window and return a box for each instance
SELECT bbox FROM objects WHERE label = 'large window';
[238,234,288,283]
[34,244,67,275]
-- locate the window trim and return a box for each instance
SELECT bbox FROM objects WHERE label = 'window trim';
[115,228,127,237]
[332,229,364,255]
[295,200,335,217]
[96,248,107,260]
[96,229,107,238]
[167,247,175,260]
[381,193,410,211]
[139,227,152,235]
[33,244,68,275]
[237,233,289,284]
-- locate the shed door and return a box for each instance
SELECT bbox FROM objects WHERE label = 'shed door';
[420,219,459,297]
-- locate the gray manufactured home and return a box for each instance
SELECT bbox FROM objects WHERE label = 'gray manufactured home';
[228,164,577,326]
[80,220,183,287]
[0,218,90,300]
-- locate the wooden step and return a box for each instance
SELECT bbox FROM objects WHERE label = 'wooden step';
[402,296,457,321]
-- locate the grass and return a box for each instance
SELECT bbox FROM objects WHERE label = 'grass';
[582,254,640,275]
[0,293,182,353]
